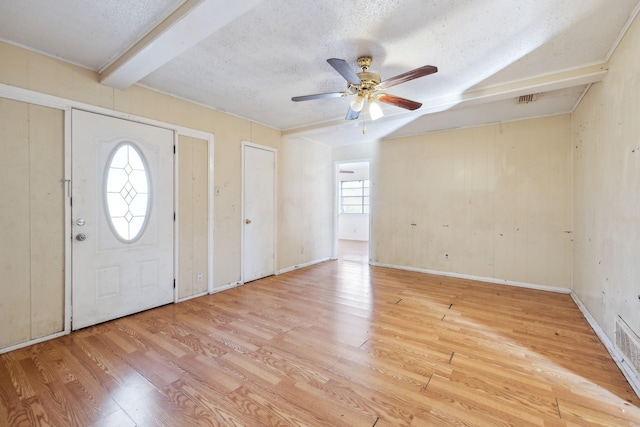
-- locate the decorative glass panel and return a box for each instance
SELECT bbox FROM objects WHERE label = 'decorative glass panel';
[104,143,151,242]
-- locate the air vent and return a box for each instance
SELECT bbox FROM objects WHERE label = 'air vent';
[616,316,640,377]
[518,94,537,104]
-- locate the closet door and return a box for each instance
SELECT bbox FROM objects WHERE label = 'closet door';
[242,143,276,283]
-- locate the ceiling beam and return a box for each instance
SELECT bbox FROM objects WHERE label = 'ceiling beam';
[100,0,266,90]
[419,62,609,113]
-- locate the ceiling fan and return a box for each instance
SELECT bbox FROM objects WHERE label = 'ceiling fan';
[292,56,438,121]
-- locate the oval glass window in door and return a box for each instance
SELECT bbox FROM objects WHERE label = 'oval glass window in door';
[104,142,151,242]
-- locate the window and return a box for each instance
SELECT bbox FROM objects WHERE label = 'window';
[104,142,151,242]
[340,179,369,214]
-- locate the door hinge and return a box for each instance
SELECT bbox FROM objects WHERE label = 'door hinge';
[173,279,176,289]
[173,145,176,154]
[173,212,176,221]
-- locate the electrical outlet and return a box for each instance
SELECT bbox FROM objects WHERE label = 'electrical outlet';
[197,273,203,283]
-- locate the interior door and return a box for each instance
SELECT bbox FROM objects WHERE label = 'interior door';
[243,143,276,282]
[71,110,174,330]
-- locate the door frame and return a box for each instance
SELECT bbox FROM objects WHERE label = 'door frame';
[70,109,177,329]
[70,109,216,317]
[241,140,277,284]
[0,82,214,349]
[333,159,372,261]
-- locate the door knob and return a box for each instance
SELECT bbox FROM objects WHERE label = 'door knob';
[245,218,252,224]
[76,233,87,241]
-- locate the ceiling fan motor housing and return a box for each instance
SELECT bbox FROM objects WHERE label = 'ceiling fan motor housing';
[354,56,381,93]
[356,71,381,88]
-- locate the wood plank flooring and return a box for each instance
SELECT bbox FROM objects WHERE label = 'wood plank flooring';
[1,259,639,426]
[338,239,369,263]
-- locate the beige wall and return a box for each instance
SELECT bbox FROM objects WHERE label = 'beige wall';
[278,136,333,269]
[0,42,336,350]
[0,41,286,289]
[572,12,640,340]
[178,135,209,299]
[0,41,301,291]
[11,15,640,355]
[332,142,376,164]
[0,99,64,348]
[371,115,572,288]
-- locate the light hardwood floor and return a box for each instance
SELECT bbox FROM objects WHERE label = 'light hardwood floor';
[1,259,639,426]
[338,239,369,263]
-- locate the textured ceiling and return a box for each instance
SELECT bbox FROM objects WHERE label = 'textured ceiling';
[0,0,185,70]
[1,0,639,146]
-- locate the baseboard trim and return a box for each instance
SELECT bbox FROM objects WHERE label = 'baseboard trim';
[369,262,572,294]
[210,281,242,293]
[277,257,332,275]
[176,290,209,303]
[0,331,68,355]
[570,293,640,398]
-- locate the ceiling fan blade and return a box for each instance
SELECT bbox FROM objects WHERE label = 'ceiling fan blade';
[292,92,347,102]
[377,65,438,90]
[345,107,360,120]
[327,58,361,85]
[378,93,422,110]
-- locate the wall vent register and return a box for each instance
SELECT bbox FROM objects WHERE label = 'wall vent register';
[615,316,640,379]
[104,142,151,242]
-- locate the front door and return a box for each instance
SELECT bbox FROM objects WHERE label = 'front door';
[242,143,276,282]
[71,110,174,330]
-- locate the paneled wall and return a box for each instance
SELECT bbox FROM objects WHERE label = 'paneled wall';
[372,115,572,289]
[278,136,333,269]
[0,41,333,289]
[0,41,335,350]
[572,11,640,341]
[0,98,64,348]
[178,135,209,299]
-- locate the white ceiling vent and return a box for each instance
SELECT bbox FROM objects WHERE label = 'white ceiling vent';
[518,94,538,104]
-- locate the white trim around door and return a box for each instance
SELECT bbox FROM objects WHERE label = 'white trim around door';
[0,83,214,352]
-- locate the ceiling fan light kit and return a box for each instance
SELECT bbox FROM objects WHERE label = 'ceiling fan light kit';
[292,56,438,125]
[350,94,365,112]
[369,101,384,121]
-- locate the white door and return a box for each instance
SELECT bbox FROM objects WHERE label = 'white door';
[243,143,276,282]
[71,110,174,330]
